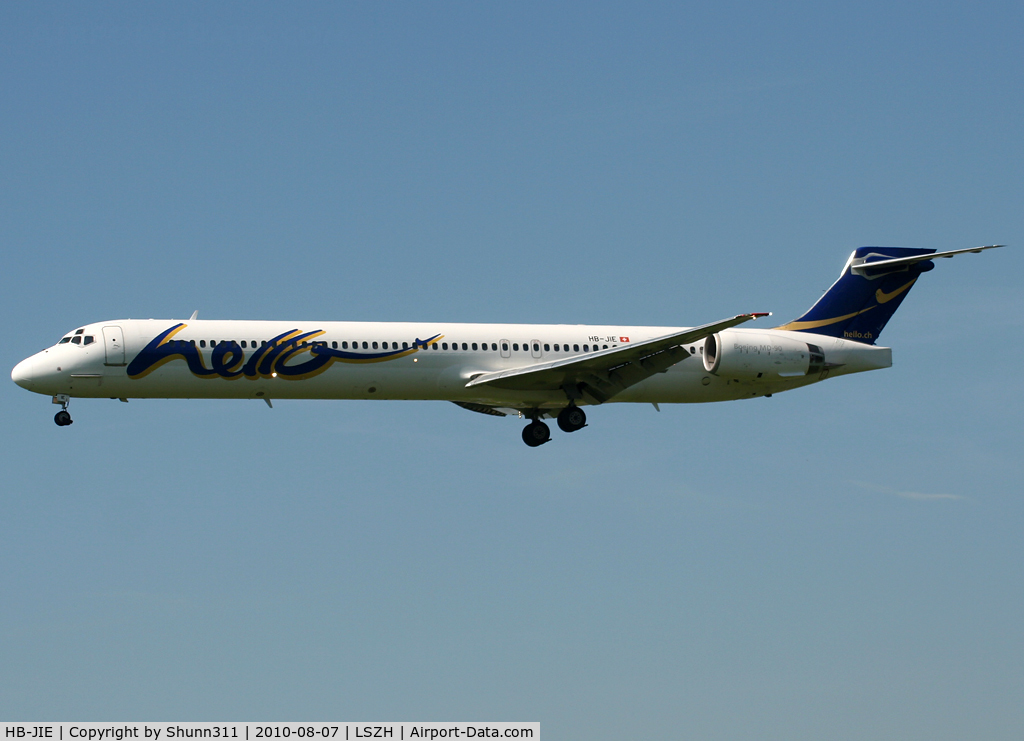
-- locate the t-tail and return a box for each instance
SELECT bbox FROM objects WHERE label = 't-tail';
[775,245,1004,344]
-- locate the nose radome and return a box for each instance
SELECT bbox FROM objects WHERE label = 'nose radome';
[12,357,36,390]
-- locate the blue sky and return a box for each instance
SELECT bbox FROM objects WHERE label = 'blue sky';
[2,2,1022,737]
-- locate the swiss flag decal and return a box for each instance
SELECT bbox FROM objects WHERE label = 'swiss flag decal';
[620,336,630,342]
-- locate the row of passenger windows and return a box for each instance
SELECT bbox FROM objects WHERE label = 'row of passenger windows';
[170,339,615,353]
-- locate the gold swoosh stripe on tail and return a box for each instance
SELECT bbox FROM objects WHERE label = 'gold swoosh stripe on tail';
[774,306,876,331]
[875,278,917,304]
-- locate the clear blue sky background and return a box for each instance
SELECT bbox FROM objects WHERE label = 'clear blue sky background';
[2,2,1022,737]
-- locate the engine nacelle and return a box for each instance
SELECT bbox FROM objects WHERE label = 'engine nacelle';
[703,331,824,380]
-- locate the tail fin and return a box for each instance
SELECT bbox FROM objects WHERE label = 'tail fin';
[775,247,938,344]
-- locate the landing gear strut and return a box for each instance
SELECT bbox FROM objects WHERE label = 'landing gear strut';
[522,419,551,447]
[557,404,587,433]
[52,394,73,426]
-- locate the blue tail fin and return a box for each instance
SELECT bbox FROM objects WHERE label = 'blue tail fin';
[776,247,938,344]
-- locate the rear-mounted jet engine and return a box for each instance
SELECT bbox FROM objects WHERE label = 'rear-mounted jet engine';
[703,331,825,380]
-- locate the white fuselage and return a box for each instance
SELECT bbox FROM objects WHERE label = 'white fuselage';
[12,318,892,409]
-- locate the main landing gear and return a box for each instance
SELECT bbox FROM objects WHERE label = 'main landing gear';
[556,404,587,433]
[521,405,587,447]
[522,419,551,447]
[53,394,73,426]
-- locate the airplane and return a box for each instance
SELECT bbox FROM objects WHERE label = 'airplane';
[12,245,1003,447]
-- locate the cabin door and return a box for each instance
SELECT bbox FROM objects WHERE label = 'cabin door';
[102,326,126,366]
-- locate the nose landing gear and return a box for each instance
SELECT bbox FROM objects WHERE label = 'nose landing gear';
[52,394,73,426]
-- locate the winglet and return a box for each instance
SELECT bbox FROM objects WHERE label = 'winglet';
[189,310,199,321]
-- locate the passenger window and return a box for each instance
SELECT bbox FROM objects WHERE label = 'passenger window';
[533,343,539,352]
[544,344,550,351]
[583,344,589,352]
[553,344,559,351]
[501,343,507,351]
[603,345,608,349]
[71,336,81,345]
[403,342,408,349]
[200,340,206,348]
[472,343,478,351]
[513,343,519,351]
[371,341,378,349]
[84,336,95,345]
[241,340,247,348]
[574,344,580,352]
[460,342,466,350]
[362,342,368,349]
[431,343,438,350]
[442,342,449,350]
[331,341,337,349]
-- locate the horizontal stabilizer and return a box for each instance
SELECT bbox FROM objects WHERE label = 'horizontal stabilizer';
[852,244,1004,276]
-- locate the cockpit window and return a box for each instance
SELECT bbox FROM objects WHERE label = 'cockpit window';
[71,336,81,345]
[74,329,84,335]
[83,336,95,345]
[58,337,71,344]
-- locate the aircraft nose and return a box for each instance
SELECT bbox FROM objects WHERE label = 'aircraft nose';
[12,356,37,390]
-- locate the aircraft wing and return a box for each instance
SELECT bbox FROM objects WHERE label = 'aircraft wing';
[465,312,769,404]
